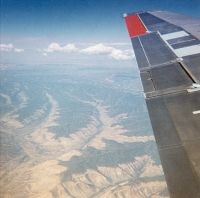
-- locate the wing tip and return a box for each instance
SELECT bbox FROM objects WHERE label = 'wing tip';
[123,10,164,17]
[124,12,149,37]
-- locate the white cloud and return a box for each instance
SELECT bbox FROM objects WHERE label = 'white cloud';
[109,49,133,60]
[0,44,14,52]
[42,42,133,61]
[44,42,78,53]
[81,43,133,60]
[0,43,24,53]
[81,43,113,55]
[14,48,24,52]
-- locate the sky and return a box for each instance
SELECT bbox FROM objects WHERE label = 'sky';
[1,0,200,65]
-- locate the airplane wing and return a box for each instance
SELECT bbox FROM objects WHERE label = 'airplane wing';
[124,11,200,198]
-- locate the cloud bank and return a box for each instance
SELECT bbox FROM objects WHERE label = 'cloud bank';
[0,42,134,61]
[0,44,24,53]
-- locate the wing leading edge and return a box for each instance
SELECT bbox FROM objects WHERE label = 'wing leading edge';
[124,11,200,198]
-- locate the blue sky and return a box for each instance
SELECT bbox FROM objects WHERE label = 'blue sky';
[1,0,200,65]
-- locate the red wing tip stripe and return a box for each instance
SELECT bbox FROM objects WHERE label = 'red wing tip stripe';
[124,14,148,37]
